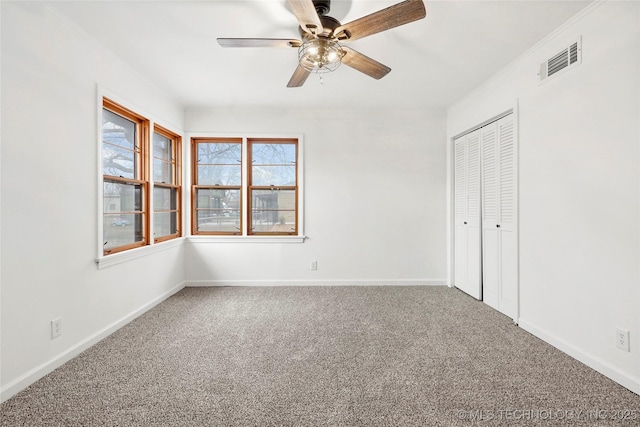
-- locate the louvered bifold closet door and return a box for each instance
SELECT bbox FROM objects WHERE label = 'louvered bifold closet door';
[496,116,517,318]
[480,114,517,319]
[454,130,482,300]
[454,137,468,293]
[481,123,500,311]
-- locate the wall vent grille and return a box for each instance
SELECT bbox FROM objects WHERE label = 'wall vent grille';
[539,37,582,82]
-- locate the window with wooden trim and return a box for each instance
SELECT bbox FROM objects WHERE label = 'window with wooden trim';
[191,137,299,236]
[248,139,298,235]
[192,138,242,235]
[153,125,182,243]
[101,98,182,256]
[102,99,149,254]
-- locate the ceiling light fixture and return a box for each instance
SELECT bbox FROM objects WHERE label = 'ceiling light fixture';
[298,37,345,73]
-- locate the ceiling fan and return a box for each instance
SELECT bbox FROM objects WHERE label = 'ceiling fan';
[217,0,427,87]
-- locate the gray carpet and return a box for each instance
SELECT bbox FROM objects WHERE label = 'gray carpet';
[1,286,639,426]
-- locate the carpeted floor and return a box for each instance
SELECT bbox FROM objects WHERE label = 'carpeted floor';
[1,286,639,426]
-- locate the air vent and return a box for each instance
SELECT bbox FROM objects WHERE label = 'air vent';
[539,37,581,82]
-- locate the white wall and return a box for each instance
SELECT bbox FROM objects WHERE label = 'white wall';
[447,1,640,393]
[185,108,448,285]
[1,2,186,400]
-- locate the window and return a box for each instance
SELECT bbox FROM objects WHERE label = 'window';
[153,125,182,243]
[192,138,242,235]
[191,137,300,236]
[101,98,182,256]
[248,139,298,234]
[102,99,149,254]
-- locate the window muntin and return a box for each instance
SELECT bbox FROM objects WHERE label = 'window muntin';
[248,139,298,235]
[102,99,149,255]
[153,125,182,243]
[192,138,242,235]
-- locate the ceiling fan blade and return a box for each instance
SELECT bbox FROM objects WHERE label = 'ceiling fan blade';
[287,65,312,87]
[334,0,426,42]
[286,0,323,35]
[217,38,302,48]
[341,46,391,80]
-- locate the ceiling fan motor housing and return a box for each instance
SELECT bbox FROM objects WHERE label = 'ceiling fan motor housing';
[313,0,331,16]
[299,15,342,39]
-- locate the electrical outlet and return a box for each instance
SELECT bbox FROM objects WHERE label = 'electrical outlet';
[616,328,629,352]
[51,318,62,339]
[310,260,318,271]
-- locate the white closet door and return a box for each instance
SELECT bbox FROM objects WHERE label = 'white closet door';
[480,114,517,319]
[497,116,517,319]
[481,123,499,311]
[454,130,482,300]
[454,137,468,293]
[466,131,482,299]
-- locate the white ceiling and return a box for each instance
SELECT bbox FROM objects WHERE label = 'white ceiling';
[50,0,592,110]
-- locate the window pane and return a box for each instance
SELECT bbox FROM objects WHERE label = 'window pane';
[103,109,135,150]
[153,132,173,183]
[154,212,177,237]
[103,109,138,179]
[197,165,241,186]
[196,188,240,233]
[103,145,136,179]
[153,133,172,161]
[196,188,239,211]
[103,213,144,250]
[104,181,143,213]
[153,187,176,211]
[252,165,296,186]
[153,159,173,184]
[197,143,241,165]
[250,189,296,233]
[251,143,296,165]
[195,209,241,233]
[103,180,144,249]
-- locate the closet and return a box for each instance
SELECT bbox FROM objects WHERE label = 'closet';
[454,113,518,319]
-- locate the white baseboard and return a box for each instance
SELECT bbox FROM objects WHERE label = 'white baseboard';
[185,279,447,287]
[0,281,186,403]
[518,318,640,396]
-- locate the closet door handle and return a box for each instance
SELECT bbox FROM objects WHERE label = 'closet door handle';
[464,221,467,225]
[496,224,501,228]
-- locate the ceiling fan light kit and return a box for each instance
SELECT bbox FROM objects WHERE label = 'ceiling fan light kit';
[217,0,426,87]
[298,38,345,73]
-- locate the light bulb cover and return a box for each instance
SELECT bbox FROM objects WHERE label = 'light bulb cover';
[298,38,345,74]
